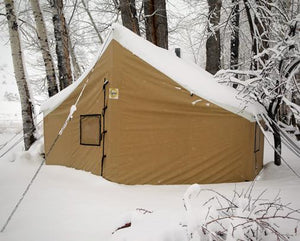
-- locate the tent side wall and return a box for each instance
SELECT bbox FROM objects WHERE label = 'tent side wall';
[44,44,114,175]
[102,41,264,184]
[44,40,264,184]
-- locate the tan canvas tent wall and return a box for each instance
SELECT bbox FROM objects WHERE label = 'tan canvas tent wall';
[43,24,264,185]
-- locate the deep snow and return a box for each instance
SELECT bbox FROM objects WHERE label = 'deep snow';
[0,129,299,241]
[1,24,300,241]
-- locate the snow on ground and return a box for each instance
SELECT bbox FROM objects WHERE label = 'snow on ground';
[0,128,299,241]
[0,135,187,241]
[0,35,22,134]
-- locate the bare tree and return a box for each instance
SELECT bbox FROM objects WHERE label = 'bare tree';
[119,0,140,35]
[144,0,168,49]
[230,0,240,73]
[206,0,222,74]
[80,0,103,44]
[49,0,73,90]
[68,33,82,80]
[184,184,300,240]
[243,0,270,70]
[4,0,36,150]
[243,0,280,164]
[29,0,58,97]
[216,1,300,162]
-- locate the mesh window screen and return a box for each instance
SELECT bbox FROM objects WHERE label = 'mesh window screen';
[80,114,101,146]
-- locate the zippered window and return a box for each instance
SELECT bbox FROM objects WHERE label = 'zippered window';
[80,114,101,146]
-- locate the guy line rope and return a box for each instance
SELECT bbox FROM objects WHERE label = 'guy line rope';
[0,73,92,233]
[0,29,113,232]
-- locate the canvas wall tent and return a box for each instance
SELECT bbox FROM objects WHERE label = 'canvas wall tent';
[42,24,264,185]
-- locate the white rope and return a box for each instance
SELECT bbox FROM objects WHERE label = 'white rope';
[0,69,91,233]
[1,158,45,232]
[0,112,43,157]
[0,79,89,233]
[1,27,114,232]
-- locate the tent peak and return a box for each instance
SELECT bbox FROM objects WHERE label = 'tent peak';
[42,24,264,121]
[109,24,264,121]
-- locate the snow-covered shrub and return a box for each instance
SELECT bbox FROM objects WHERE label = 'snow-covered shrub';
[183,184,300,241]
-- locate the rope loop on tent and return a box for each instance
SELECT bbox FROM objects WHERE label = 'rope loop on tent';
[103,78,109,89]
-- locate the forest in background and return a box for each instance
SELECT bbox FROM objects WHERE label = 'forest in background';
[0,0,299,161]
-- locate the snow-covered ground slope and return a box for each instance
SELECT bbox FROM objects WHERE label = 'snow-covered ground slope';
[0,130,299,241]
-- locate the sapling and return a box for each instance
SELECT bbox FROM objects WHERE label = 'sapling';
[183,183,300,241]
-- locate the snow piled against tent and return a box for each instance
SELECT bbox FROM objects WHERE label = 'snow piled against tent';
[0,130,300,241]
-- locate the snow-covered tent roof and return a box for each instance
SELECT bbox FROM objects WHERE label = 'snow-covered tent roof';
[42,23,263,121]
[43,24,265,184]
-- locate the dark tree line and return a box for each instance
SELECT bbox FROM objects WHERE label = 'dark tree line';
[117,0,168,49]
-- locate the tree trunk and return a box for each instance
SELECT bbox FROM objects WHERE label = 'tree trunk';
[244,0,281,163]
[50,0,73,90]
[254,0,270,65]
[144,0,156,44]
[68,33,81,80]
[272,125,282,165]
[29,0,58,97]
[206,0,222,75]
[268,98,282,165]
[5,0,36,150]
[119,0,140,35]
[243,0,256,70]
[243,0,270,70]
[144,0,168,49]
[230,0,240,72]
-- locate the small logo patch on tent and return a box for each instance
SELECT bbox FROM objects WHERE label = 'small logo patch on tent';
[109,88,119,99]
